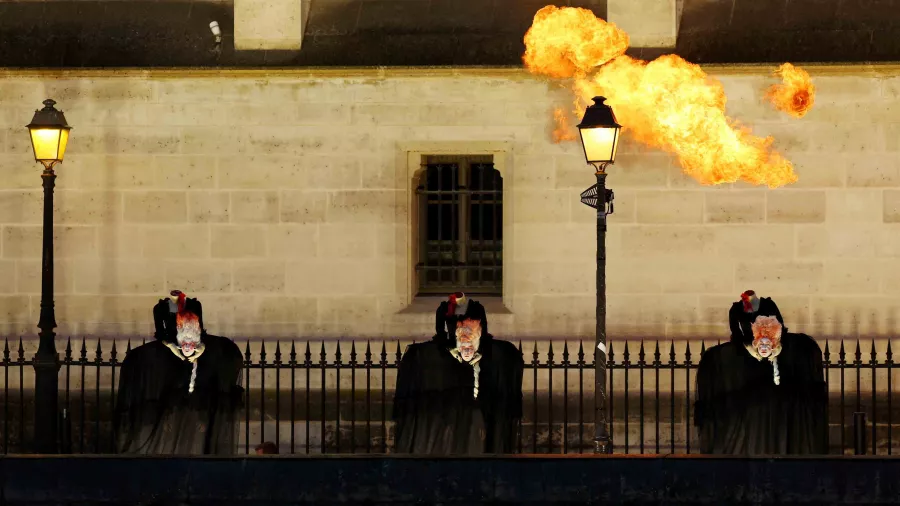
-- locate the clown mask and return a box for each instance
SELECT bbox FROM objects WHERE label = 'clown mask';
[176,312,202,357]
[455,319,482,362]
[751,315,782,359]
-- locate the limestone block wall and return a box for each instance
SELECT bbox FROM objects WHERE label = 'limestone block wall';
[0,66,897,342]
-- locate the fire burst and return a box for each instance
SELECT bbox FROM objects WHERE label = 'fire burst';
[766,63,815,118]
[523,5,810,188]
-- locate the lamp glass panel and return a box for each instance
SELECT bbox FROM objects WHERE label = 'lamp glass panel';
[29,128,63,161]
[579,126,619,164]
[56,128,69,162]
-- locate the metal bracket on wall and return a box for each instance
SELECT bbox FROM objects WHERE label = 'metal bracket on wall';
[580,185,615,215]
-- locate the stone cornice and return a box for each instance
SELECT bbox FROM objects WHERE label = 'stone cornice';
[1,63,900,79]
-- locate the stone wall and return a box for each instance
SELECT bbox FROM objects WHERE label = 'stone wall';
[0,66,898,341]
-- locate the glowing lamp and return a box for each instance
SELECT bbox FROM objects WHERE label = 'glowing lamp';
[577,96,621,166]
[26,99,71,170]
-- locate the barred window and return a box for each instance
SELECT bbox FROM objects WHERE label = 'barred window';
[415,155,503,296]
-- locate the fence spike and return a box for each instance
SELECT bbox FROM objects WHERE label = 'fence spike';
[669,340,676,364]
[65,338,73,361]
[335,341,343,366]
[887,340,894,363]
[855,341,863,364]
[274,341,283,366]
[684,342,692,364]
[320,342,327,364]
[380,341,387,367]
[531,342,539,366]
[871,339,878,365]
[110,340,118,363]
[700,341,706,356]
[638,340,646,366]
[260,341,268,364]
[547,341,554,365]
[577,341,585,366]
[95,340,103,362]
[305,341,312,366]
[243,341,252,363]
[839,340,846,365]
[3,338,9,361]
[350,341,358,366]
[364,340,372,367]
[622,341,631,364]
[125,339,132,354]
[653,341,661,366]
[289,341,297,366]
[608,341,614,363]
[395,341,402,364]
[17,338,24,361]
[562,341,570,366]
[824,341,831,363]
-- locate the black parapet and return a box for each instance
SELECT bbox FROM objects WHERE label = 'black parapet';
[4,455,900,505]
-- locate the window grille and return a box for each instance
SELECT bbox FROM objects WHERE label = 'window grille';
[415,155,502,296]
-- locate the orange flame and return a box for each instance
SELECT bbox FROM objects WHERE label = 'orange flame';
[765,63,815,118]
[524,5,629,79]
[523,5,801,188]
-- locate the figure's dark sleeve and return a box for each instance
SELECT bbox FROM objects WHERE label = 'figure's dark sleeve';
[392,345,419,452]
[435,303,449,340]
[114,346,165,455]
[728,303,744,342]
[503,345,525,451]
[207,336,245,455]
[694,344,745,454]
[785,334,828,454]
[113,351,138,454]
[482,341,524,454]
[761,297,786,328]
[152,300,169,340]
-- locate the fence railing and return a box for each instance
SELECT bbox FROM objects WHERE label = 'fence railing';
[1,336,898,455]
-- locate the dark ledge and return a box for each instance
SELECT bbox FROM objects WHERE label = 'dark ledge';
[2,0,900,68]
[3,454,900,504]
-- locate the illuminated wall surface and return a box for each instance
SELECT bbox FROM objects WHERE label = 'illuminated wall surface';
[0,67,897,340]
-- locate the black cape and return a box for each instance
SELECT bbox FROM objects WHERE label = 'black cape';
[113,298,245,455]
[392,301,524,454]
[695,301,827,455]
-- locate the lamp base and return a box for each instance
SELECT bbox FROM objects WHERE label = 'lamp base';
[593,436,611,455]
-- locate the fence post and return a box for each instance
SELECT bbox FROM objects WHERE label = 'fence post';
[853,412,867,455]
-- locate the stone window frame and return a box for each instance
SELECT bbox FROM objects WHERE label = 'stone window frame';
[398,141,514,315]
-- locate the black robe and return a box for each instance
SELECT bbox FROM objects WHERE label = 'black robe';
[392,301,524,454]
[695,305,828,455]
[113,298,244,455]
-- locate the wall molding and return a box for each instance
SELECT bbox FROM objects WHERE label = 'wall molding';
[1,63,900,80]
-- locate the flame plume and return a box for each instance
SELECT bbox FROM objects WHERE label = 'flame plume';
[523,5,806,188]
[766,63,815,118]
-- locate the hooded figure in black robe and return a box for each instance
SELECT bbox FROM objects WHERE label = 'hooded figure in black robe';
[694,290,828,455]
[113,290,244,455]
[392,293,524,454]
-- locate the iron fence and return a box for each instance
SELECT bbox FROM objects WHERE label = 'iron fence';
[0,336,897,455]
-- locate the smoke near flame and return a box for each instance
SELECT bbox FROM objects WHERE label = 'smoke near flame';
[766,63,815,118]
[524,5,809,188]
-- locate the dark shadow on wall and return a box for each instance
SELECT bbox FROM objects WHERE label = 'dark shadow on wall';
[0,0,234,67]
[0,0,606,67]
[677,0,900,63]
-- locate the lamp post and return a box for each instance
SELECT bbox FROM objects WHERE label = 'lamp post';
[576,96,621,455]
[26,99,71,454]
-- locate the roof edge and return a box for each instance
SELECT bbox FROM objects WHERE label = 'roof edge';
[1,62,899,79]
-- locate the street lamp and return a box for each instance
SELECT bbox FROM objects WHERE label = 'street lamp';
[576,96,621,455]
[26,98,71,453]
